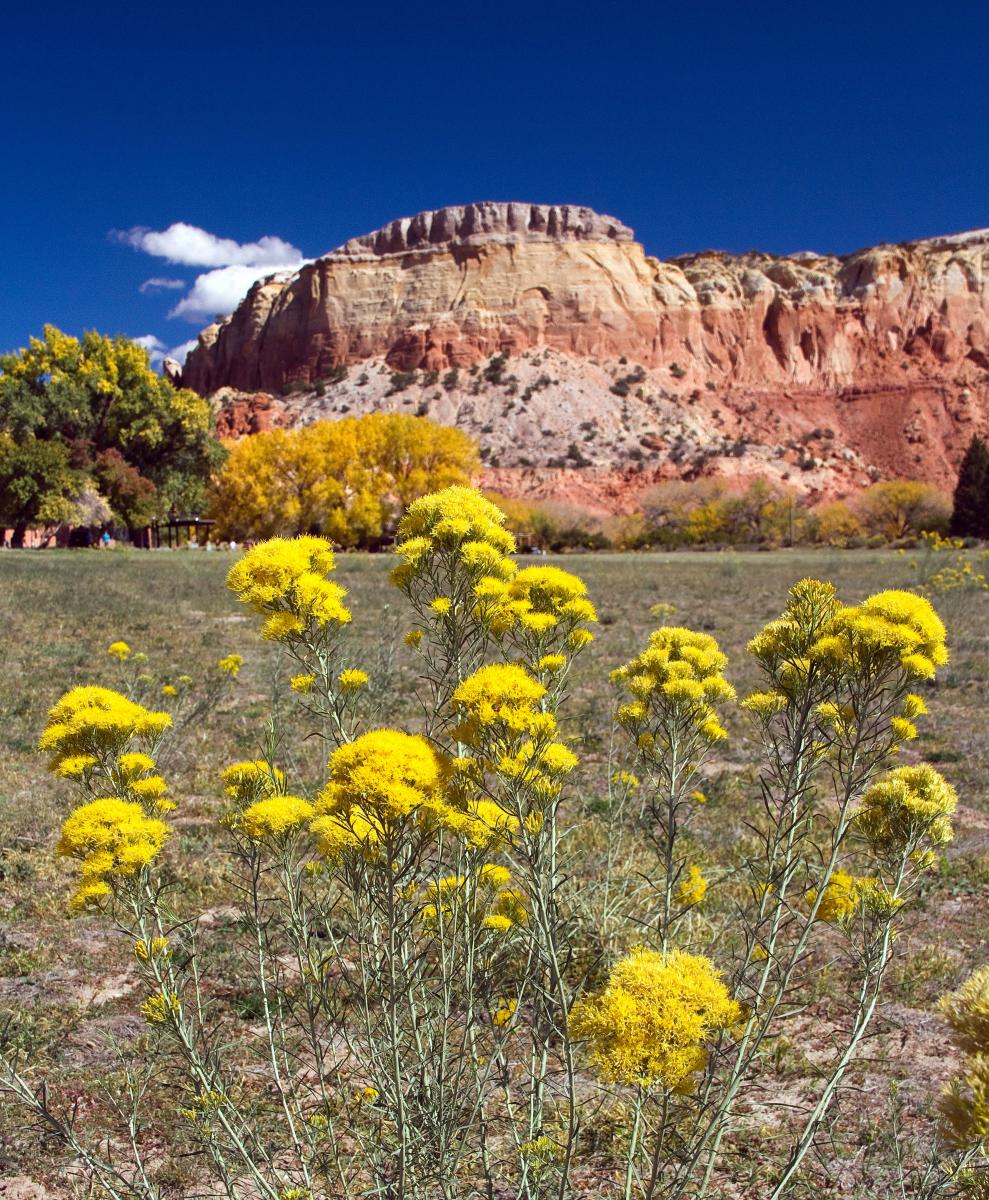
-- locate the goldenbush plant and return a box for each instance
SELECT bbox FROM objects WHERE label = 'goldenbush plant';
[2,486,986,1199]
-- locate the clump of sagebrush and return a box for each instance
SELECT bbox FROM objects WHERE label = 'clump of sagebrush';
[1,490,985,1200]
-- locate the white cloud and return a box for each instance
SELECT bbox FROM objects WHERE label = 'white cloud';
[167,339,199,365]
[117,222,304,269]
[131,334,199,370]
[139,276,186,294]
[168,263,295,322]
[118,220,306,323]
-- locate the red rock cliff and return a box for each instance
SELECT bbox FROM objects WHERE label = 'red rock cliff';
[182,204,989,505]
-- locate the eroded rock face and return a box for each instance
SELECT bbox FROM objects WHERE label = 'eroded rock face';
[183,204,989,502]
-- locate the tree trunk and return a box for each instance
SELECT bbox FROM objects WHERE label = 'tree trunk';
[11,523,27,549]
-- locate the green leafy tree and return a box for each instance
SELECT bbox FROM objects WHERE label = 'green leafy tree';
[91,449,159,532]
[0,435,82,546]
[950,434,989,539]
[0,325,224,534]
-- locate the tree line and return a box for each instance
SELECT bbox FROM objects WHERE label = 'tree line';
[2,325,987,549]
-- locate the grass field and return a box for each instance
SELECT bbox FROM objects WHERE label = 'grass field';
[2,546,988,1194]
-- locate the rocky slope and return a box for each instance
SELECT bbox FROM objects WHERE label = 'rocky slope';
[181,202,989,509]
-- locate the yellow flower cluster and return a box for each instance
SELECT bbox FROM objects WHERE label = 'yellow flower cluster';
[939,967,989,1147]
[743,584,948,739]
[677,864,708,907]
[391,487,598,670]
[237,795,315,844]
[419,863,528,934]
[449,664,578,812]
[107,640,131,661]
[493,997,517,1027]
[451,664,555,749]
[221,760,285,807]
[500,565,597,654]
[312,730,451,855]
[811,589,948,682]
[41,686,176,908]
[612,627,734,748]
[134,936,169,962]
[746,579,840,674]
[805,868,862,924]
[226,536,351,641]
[856,764,956,858]
[569,947,741,1090]
[57,797,171,911]
[312,730,525,856]
[941,966,989,1057]
[40,686,172,775]
[392,487,516,584]
[141,991,181,1024]
[217,653,243,676]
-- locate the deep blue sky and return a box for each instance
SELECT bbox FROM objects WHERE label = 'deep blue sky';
[3,0,987,363]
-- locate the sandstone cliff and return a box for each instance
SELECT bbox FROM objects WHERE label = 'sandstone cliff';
[182,203,989,507]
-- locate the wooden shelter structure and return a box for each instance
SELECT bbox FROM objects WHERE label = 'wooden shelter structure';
[149,515,216,549]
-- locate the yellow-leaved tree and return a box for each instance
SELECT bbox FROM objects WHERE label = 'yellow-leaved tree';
[209,413,478,546]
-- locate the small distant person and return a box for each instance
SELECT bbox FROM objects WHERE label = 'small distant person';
[100,531,111,549]
[229,539,238,552]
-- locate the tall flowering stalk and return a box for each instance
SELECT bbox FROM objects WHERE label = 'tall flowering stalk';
[611,626,733,951]
[677,582,956,1199]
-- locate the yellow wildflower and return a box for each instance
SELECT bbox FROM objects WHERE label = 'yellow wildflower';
[140,992,180,1024]
[613,626,734,749]
[941,967,989,1059]
[227,537,350,638]
[291,673,316,693]
[537,653,567,674]
[483,913,515,933]
[217,653,243,676]
[569,948,741,1090]
[338,669,369,690]
[39,686,171,773]
[222,760,285,806]
[107,641,131,661]
[677,864,708,906]
[451,663,552,749]
[237,795,315,843]
[313,730,452,852]
[134,936,169,961]
[806,868,861,924]
[856,764,956,858]
[54,754,98,778]
[493,997,517,1027]
[58,798,171,908]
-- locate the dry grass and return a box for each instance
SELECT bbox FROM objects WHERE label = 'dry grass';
[2,546,988,1195]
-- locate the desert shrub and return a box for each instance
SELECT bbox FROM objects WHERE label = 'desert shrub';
[637,478,803,547]
[813,499,864,547]
[484,492,611,552]
[2,488,985,1198]
[483,353,509,384]
[856,480,951,541]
